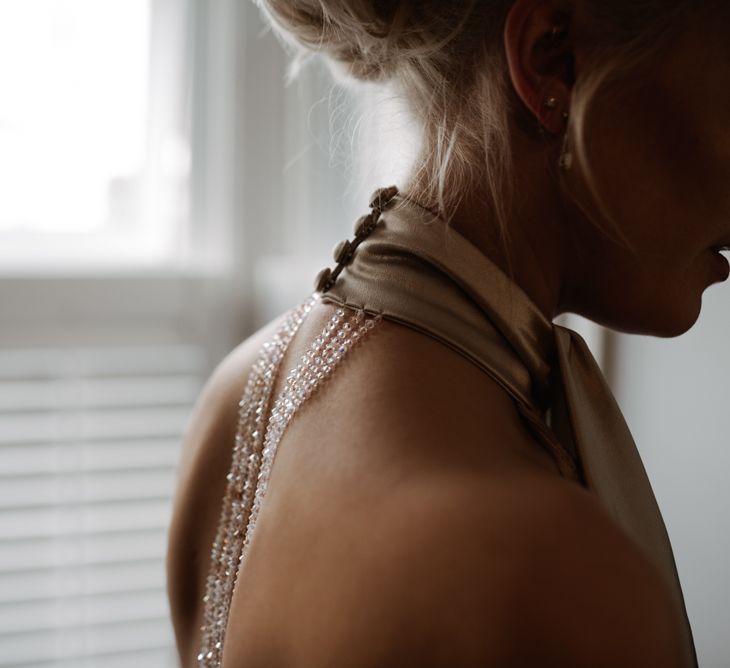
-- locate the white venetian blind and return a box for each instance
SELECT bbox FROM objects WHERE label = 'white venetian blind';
[0,343,207,667]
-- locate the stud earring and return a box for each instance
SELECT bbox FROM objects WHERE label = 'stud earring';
[539,96,566,134]
[544,24,571,169]
[538,96,559,134]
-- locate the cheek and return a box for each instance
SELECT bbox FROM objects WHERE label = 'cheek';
[669,60,730,226]
[562,85,714,328]
[689,96,730,225]
[575,77,729,259]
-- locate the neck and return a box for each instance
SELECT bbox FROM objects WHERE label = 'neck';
[403,151,571,323]
[455,193,564,322]
[406,121,575,321]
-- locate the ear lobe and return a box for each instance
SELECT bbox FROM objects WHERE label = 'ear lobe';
[504,0,574,135]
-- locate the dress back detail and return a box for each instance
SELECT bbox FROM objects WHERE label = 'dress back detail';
[196,295,385,666]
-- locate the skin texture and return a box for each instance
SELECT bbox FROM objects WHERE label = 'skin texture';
[168,304,685,667]
[168,302,565,665]
[420,0,730,337]
[167,0,714,664]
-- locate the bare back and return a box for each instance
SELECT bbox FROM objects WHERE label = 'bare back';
[166,299,678,667]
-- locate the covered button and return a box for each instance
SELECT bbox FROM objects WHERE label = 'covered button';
[369,185,399,211]
[353,214,374,237]
[332,239,352,264]
[314,267,332,292]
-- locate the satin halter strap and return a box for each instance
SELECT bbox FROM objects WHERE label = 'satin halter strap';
[317,191,698,667]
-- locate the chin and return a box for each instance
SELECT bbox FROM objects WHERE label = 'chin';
[622,299,702,338]
[646,316,699,339]
[579,294,702,339]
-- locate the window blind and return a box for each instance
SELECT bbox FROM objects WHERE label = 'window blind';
[0,344,206,667]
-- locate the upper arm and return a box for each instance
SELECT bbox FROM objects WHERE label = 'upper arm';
[166,310,290,656]
[368,477,686,668]
[176,310,290,475]
[496,483,686,668]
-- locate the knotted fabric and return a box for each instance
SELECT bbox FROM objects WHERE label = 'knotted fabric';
[318,191,697,667]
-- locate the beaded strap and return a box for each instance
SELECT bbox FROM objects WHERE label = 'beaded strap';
[196,292,383,667]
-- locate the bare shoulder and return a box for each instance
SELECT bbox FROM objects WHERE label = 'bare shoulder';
[368,475,686,667]
[173,298,344,477]
[171,299,684,666]
[174,308,290,477]
[167,307,291,650]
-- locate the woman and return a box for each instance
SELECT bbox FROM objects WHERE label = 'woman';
[167,0,729,665]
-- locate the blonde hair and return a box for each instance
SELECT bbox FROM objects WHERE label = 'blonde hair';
[253,0,702,265]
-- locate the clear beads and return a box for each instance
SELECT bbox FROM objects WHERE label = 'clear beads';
[196,292,383,667]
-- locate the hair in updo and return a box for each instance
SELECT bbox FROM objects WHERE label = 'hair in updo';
[253,1,481,83]
[254,0,706,257]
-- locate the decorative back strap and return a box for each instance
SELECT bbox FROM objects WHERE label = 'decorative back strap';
[196,292,383,667]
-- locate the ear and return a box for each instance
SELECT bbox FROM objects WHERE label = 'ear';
[504,0,576,135]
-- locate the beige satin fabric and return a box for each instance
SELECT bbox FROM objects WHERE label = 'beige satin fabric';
[318,193,697,667]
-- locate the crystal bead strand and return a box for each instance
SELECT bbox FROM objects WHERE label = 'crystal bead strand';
[196,295,383,668]
[197,292,319,667]
[244,306,382,546]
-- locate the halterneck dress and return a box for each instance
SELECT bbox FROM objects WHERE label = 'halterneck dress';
[195,186,698,667]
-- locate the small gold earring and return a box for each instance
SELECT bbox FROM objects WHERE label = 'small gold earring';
[544,96,558,109]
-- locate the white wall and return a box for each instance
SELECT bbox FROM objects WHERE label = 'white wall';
[611,279,730,667]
